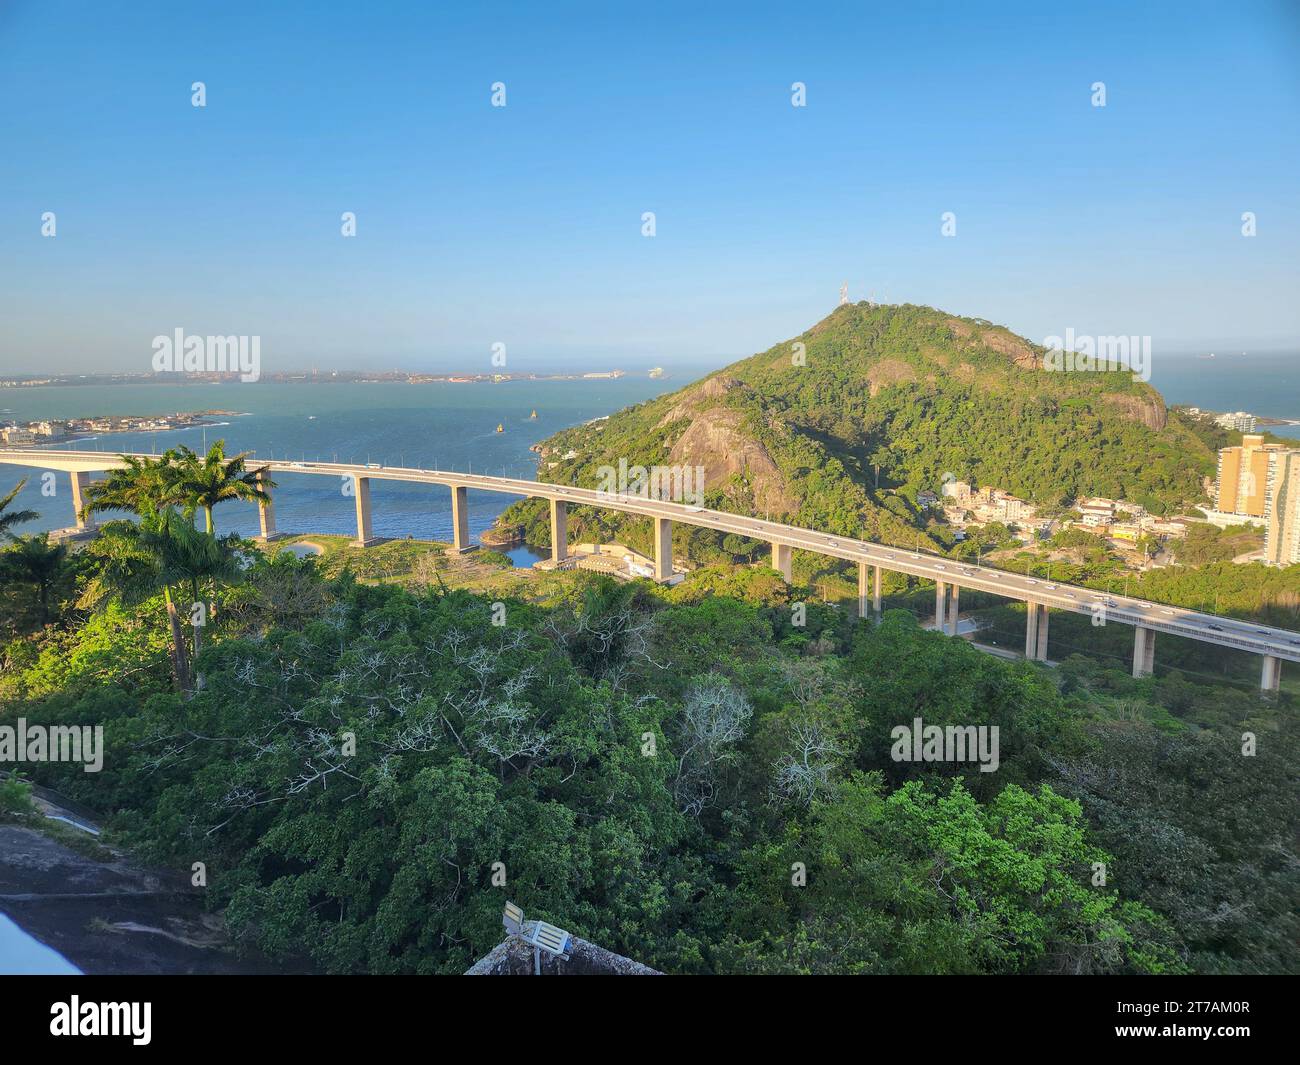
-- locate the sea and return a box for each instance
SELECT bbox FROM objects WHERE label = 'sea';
[1151,349,1300,437]
[0,378,678,551]
[1,351,1296,547]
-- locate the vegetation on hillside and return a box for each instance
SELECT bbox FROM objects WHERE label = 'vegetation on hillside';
[2,453,1295,974]
[498,303,1217,559]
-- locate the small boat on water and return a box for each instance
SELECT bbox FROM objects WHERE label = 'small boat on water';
[496,423,504,433]
[529,409,538,419]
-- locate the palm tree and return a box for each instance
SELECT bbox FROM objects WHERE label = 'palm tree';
[0,479,39,540]
[81,452,185,523]
[3,534,68,626]
[171,441,274,535]
[80,506,243,694]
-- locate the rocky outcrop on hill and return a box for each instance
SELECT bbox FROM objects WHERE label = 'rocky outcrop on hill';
[503,301,1212,547]
[666,407,796,514]
[1104,392,1167,431]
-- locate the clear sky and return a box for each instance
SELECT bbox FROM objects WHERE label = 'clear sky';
[1,0,1297,376]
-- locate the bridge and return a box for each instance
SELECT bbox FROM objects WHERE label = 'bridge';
[3,447,1296,692]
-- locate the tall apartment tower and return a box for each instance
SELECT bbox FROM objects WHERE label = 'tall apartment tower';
[1215,435,1278,517]
[1264,450,1300,566]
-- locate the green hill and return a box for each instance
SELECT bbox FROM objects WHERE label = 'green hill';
[498,303,1216,556]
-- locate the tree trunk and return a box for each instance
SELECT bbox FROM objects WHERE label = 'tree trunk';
[189,579,207,692]
[163,589,192,695]
[191,610,205,691]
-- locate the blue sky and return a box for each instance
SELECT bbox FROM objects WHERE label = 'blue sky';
[1,0,1297,375]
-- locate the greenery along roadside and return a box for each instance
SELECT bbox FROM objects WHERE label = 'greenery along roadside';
[3,526,1294,974]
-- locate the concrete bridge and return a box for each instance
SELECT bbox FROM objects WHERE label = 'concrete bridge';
[3,447,1297,692]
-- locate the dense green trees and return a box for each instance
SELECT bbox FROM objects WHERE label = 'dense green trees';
[718,773,1182,974]
[1,432,1293,974]
[169,442,272,535]
[80,507,245,693]
[1,535,68,628]
[4,550,1291,974]
[80,441,273,533]
[499,304,1216,561]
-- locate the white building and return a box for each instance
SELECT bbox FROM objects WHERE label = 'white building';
[1215,411,1257,433]
[1077,498,1117,527]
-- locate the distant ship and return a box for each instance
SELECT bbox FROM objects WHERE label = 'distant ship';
[496,423,504,433]
[648,367,665,379]
[529,409,538,419]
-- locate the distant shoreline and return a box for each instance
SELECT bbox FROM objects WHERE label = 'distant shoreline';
[0,371,646,388]
[0,410,239,446]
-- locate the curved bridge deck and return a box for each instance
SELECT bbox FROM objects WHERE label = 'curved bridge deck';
[2,447,1296,686]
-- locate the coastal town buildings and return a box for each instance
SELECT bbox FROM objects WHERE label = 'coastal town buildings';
[939,481,1035,525]
[0,411,224,445]
[1077,498,1118,526]
[1215,410,1258,432]
[936,478,1182,552]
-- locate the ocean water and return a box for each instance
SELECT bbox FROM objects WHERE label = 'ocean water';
[2,353,1296,542]
[0,379,675,543]
[1151,351,1300,441]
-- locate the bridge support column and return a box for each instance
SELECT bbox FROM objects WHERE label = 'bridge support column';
[947,583,960,636]
[654,517,673,582]
[549,498,567,563]
[351,476,376,547]
[771,542,792,582]
[451,486,471,553]
[934,581,947,631]
[1035,604,1050,661]
[873,565,883,619]
[255,470,277,540]
[1260,654,1281,694]
[70,471,95,532]
[858,562,870,621]
[1025,601,1039,659]
[1132,625,1155,678]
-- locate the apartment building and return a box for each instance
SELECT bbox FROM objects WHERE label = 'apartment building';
[1215,435,1281,518]
[1215,435,1300,564]
[1077,498,1117,526]
[1215,411,1257,432]
[1264,450,1300,566]
[941,479,972,503]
